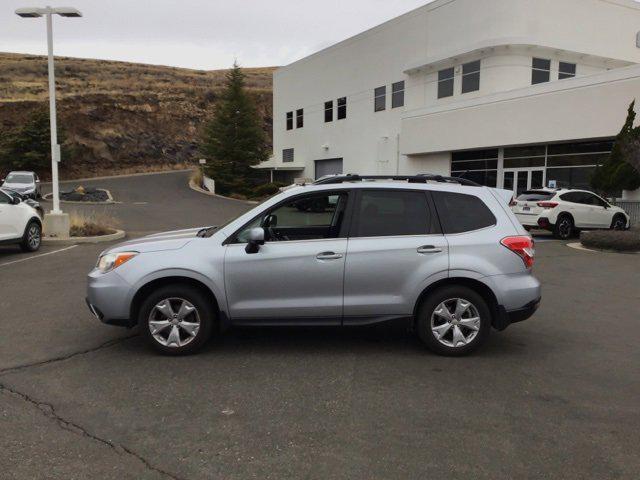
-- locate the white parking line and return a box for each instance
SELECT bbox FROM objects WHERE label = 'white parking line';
[0,245,78,268]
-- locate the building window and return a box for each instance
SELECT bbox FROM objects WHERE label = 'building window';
[392,81,405,108]
[337,97,347,120]
[559,62,576,80]
[438,67,455,99]
[451,149,498,187]
[286,112,293,131]
[283,148,294,163]
[532,58,551,84]
[461,60,480,94]
[325,101,333,122]
[296,109,304,128]
[374,86,386,112]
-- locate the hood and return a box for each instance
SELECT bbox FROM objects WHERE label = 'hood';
[104,226,210,255]
[3,182,34,191]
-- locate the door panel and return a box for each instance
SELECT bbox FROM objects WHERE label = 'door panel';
[224,240,347,321]
[0,198,21,241]
[344,236,449,317]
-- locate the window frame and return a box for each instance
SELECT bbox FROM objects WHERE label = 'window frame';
[296,108,304,129]
[337,97,347,120]
[461,60,481,94]
[346,188,442,239]
[558,61,576,80]
[324,101,333,123]
[374,86,386,112]
[437,67,455,99]
[532,57,551,85]
[0,190,11,204]
[392,81,405,108]
[225,189,354,244]
[286,111,293,131]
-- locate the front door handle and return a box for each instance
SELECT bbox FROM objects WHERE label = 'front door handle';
[417,245,442,254]
[316,252,343,260]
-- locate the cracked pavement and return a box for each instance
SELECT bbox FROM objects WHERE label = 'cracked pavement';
[1,171,639,479]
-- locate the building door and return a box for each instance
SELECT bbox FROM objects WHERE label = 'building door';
[502,169,545,196]
[315,158,343,180]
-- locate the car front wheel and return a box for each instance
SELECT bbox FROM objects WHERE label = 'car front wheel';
[20,221,41,252]
[417,286,491,356]
[611,214,627,231]
[139,285,215,355]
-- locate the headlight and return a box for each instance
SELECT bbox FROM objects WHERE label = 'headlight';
[96,251,138,273]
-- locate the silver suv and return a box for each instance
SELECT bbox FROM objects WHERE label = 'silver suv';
[86,175,541,356]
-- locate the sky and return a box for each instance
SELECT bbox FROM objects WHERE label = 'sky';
[0,0,432,70]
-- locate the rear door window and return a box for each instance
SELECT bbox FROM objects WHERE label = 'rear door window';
[432,191,497,234]
[351,190,435,237]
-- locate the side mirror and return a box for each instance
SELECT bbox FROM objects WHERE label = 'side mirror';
[11,195,21,205]
[245,227,265,254]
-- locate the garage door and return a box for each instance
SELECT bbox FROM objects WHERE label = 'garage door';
[314,158,343,180]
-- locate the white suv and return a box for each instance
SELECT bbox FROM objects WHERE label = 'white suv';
[511,189,630,239]
[0,189,42,252]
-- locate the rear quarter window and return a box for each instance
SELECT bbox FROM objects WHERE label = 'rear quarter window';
[432,191,497,234]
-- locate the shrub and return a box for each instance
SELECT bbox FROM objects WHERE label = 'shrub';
[251,182,287,198]
[580,230,640,252]
[190,168,203,188]
[69,211,120,237]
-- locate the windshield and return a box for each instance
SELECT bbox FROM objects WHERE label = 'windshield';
[516,190,554,201]
[5,173,33,184]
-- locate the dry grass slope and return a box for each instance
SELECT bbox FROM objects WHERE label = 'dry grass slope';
[0,52,275,179]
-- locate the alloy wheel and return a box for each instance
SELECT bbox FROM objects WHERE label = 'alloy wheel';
[148,298,201,348]
[613,217,626,230]
[430,298,481,348]
[28,224,41,249]
[558,218,572,238]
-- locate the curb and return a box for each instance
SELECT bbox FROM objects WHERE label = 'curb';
[41,169,193,185]
[567,242,640,255]
[188,179,259,205]
[42,229,126,245]
[42,188,119,205]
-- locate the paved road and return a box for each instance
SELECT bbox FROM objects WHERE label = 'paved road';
[1,172,639,479]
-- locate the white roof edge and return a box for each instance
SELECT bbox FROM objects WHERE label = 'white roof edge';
[275,0,451,75]
[403,38,635,73]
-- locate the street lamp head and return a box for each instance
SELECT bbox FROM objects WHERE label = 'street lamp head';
[55,7,82,17]
[15,6,82,18]
[15,8,43,17]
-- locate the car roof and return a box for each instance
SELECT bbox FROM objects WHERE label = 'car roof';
[289,180,493,195]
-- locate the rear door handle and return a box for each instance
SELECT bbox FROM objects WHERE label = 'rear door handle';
[316,252,343,260]
[417,245,442,254]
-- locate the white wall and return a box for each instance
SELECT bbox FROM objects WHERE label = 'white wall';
[271,0,640,177]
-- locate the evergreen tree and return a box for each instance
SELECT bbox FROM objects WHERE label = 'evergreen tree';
[0,108,66,177]
[592,101,640,194]
[200,62,268,195]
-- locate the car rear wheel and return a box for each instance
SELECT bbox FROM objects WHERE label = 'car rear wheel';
[611,214,627,231]
[139,285,214,355]
[417,286,491,356]
[554,214,574,240]
[20,221,41,252]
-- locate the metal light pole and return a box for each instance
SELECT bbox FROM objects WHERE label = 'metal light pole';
[16,6,82,216]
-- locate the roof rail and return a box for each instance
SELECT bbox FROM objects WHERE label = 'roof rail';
[313,174,482,187]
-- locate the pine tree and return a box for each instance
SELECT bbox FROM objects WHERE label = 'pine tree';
[0,108,66,177]
[200,62,268,195]
[591,101,640,194]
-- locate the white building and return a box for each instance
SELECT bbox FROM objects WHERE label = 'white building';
[257,0,640,198]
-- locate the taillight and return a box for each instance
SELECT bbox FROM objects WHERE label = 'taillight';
[501,236,535,269]
[537,201,558,209]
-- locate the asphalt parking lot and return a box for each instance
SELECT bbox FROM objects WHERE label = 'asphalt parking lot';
[1,171,639,479]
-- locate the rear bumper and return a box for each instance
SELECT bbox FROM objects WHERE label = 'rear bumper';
[537,217,554,231]
[514,213,540,227]
[495,298,541,331]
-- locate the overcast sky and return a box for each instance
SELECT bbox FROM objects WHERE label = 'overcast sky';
[0,0,432,70]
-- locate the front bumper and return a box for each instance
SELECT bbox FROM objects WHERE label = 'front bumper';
[86,270,135,327]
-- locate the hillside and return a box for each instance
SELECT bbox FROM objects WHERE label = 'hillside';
[0,52,275,178]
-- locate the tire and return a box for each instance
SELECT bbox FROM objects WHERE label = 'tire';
[138,284,215,355]
[611,214,627,231]
[553,214,574,240]
[20,221,41,252]
[417,286,492,356]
